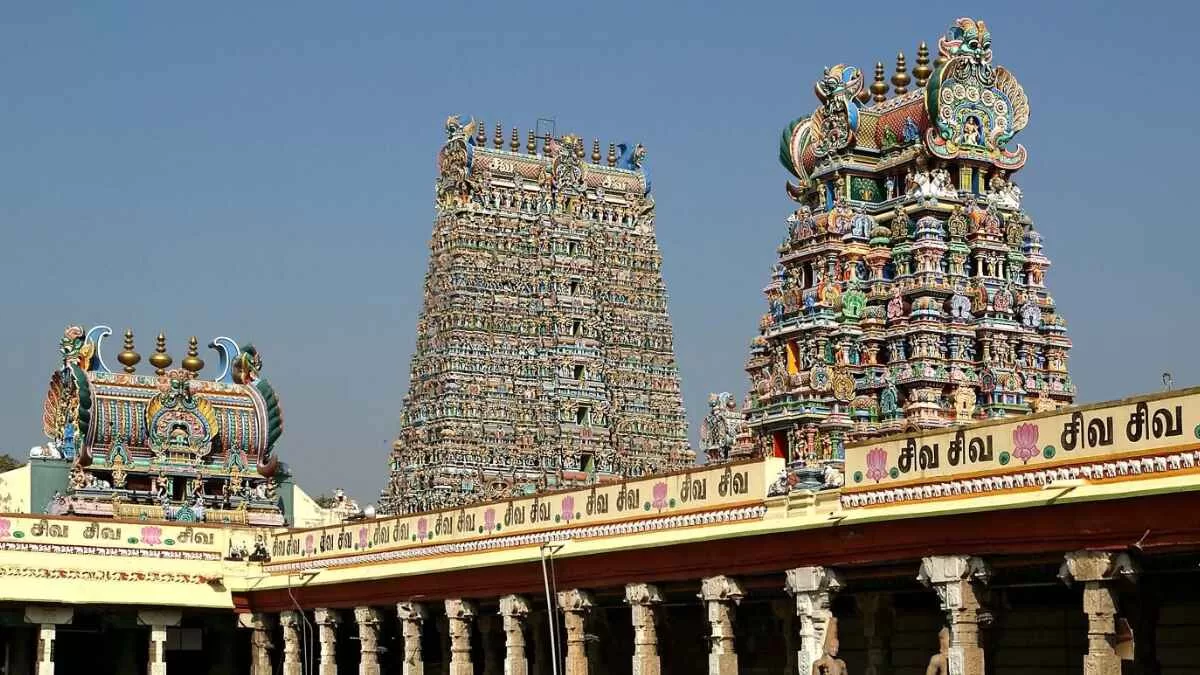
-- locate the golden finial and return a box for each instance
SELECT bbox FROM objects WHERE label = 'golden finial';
[149,333,172,375]
[475,121,486,146]
[855,86,870,105]
[117,329,140,374]
[494,122,503,149]
[526,130,536,155]
[607,143,616,167]
[510,127,519,152]
[592,139,601,164]
[914,42,933,87]
[870,61,889,103]
[891,52,911,95]
[181,336,204,375]
[934,50,948,70]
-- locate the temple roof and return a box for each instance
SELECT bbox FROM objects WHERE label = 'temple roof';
[42,326,283,478]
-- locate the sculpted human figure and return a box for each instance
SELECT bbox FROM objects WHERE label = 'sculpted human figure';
[811,617,848,675]
[925,626,950,675]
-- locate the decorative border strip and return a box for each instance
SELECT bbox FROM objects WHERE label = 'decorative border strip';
[265,506,768,574]
[841,450,1200,508]
[0,565,213,585]
[0,541,221,562]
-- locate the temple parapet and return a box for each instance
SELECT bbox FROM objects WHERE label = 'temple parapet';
[269,458,778,572]
[35,326,287,526]
[843,386,1200,507]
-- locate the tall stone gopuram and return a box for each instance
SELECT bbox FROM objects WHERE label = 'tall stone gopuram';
[381,118,693,514]
[744,18,1075,483]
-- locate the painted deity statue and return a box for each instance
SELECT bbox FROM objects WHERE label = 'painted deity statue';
[812,617,849,675]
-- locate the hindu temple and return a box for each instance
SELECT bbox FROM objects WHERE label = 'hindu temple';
[1,17,1199,675]
[379,117,693,514]
[742,17,1074,487]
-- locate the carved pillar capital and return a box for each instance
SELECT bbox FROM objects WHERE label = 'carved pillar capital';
[557,589,595,613]
[624,583,664,606]
[355,606,383,626]
[314,608,341,626]
[1060,550,1139,585]
[397,601,429,622]
[237,612,276,631]
[279,610,302,629]
[918,555,991,589]
[445,598,478,620]
[500,594,531,619]
[699,575,745,604]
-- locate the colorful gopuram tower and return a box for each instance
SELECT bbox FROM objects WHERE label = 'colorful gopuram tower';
[380,118,693,514]
[744,18,1074,486]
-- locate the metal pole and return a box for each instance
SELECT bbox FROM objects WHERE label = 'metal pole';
[540,546,560,675]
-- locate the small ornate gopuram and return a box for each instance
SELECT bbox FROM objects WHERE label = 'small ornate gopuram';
[381,117,693,514]
[35,326,286,525]
[744,18,1074,486]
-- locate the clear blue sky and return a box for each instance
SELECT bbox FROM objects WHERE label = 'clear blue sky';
[3,2,1197,502]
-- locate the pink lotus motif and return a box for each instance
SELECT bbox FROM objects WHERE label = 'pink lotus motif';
[866,448,888,483]
[358,527,368,548]
[652,482,669,510]
[304,534,315,555]
[1012,423,1040,463]
[484,508,497,533]
[0,519,11,538]
[140,526,162,546]
[417,518,429,541]
[561,496,576,523]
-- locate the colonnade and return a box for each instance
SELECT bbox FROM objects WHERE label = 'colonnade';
[230,550,1139,675]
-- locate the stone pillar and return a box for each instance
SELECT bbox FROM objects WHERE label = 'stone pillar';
[445,600,477,675]
[499,595,531,675]
[138,609,182,675]
[557,589,594,675]
[355,607,383,675]
[280,610,303,675]
[314,609,341,675]
[25,606,73,675]
[238,613,276,675]
[699,575,744,675]
[856,592,894,675]
[625,583,663,675]
[918,555,992,675]
[1060,551,1138,675]
[785,567,842,675]
[397,602,429,675]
